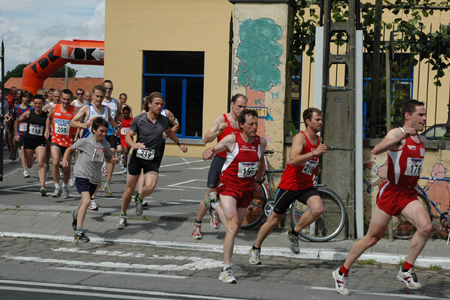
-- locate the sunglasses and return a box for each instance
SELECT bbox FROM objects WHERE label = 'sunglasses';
[105,87,113,90]
[77,93,84,95]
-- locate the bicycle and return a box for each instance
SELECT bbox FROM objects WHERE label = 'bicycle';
[392,177,450,244]
[241,150,347,243]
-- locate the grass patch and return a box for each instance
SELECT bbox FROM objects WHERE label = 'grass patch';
[1,208,10,212]
[430,264,442,271]
[141,215,148,221]
[398,259,405,267]
[358,259,376,265]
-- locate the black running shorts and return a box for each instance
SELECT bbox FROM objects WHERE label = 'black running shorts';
[272,186,320,215]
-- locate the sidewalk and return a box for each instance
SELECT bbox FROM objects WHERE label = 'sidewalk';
[1,151,450,270]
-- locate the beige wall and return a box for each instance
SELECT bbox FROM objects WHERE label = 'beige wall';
[105,0,234,157]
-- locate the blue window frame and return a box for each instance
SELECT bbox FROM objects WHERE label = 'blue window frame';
[143,51,204,139]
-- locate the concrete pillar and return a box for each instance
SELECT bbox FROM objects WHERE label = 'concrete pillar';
[229,0,296,169]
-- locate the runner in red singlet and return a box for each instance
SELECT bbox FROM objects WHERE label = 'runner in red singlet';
[249,108,327,265]
[119,106,133,174]
[332,100,430,296]
[191,94,247,240]
[202,109,267,284]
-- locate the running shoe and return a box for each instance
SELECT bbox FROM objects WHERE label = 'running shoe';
[18,149,21,162]
[71,210,77,231]
[61,185,69,199]
[122,167,127,174]
[135,194,143,216]
[397,268,422,289]
[117,216,128,229]
[89,200,98,211]
[52,188,61,198]
[249,248,261,265]
[23,170,30,178]
[101,162,108,176]
[191,224,203,240]
[332,268,350,295]
[210,208,220,229]
[59,165,63,176]
[286,230,300,254]
[69,177,76,187]
[40,187,47,197]
[203,191,218,208]
[74,231,90,243]
[219,268,237,284]
[103,184,113,196]
[46,170,52,179]
[3,145,7,150]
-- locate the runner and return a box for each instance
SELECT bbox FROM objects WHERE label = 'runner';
[71,88,89,109]
[101,80,122,196]
[14,95,48,195]
[43,89,61,179]
[116,92,188,230]
[249,108,327,265]
[12,90,33,176]
[191,94,247,239]
[119,93,133,118]
[202,109,266,283]
[46,89,77,198]
[70,84,120,210]
[332,100,430,295]
[62,117,119,242]
[119,106,133,174]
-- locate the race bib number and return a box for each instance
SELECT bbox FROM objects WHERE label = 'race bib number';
[405,157,423,176]
[136,148,155,161]
[54,123,70,136]
[19,122,27,132]
[238,162,259,178]
[302,160,318,175]
[29,124,44,136]
[91,148,105,162]
[121,127,129,135]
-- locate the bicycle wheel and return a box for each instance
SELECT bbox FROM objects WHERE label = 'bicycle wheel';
[392,193,432,239]
[241,182,268,229]
[290,187,346,242]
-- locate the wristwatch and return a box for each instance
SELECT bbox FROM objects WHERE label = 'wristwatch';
[177,141,183,146]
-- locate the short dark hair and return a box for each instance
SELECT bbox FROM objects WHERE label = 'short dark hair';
[76,88,84,95]
[93,84,106,94]
[231,93,247,103]
[123,106,130,113]
[103,79,113,86]
[302,108,322,127]
[92,117,109,131]
[238,109,258,127]
[33,94,44,102]
[143,92,164,112]
[401,99,425,123]
[61,89,73,99]
[119,93,127,99]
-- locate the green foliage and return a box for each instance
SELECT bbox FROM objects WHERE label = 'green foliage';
[5,63,78,83]
[357,259,376,265]
[430,264,442,270]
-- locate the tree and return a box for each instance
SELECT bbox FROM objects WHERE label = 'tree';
[4,63,78,83]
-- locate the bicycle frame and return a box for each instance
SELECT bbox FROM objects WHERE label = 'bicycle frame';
[419,177,450,245]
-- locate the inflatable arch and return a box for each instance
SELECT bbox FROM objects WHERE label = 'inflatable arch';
[21,40,104,95]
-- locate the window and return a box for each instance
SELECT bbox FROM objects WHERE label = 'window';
[143,51,204,138]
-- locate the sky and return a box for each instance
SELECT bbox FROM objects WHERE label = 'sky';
[0,0,105,78]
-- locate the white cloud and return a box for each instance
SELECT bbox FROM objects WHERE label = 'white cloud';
[0,0,105,78]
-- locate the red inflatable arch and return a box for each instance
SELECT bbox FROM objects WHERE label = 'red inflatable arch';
[21,39,104,94]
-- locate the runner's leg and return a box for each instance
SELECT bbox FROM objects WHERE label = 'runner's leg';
[293,195,324,233]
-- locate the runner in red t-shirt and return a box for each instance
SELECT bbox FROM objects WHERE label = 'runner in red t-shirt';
[202,109,267,284]
[191,94,247,240]
[119,106,133,174]
[249,108,327,265]
[332,100,430,296]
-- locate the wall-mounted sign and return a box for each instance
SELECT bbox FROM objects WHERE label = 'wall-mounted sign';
[247,107,268,118]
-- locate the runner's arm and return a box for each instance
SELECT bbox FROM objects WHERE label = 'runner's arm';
[165,128,188,152]
[70,106,90,129]
[204,115,227,143]
[202,134,235,160]
[255,137,268,181]
[165,109,180,133]
[45,107,54,140]
[373,127,410,155]
[14,111,30,140]
[62,145,75,168]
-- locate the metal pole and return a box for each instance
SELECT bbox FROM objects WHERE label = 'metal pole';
[385,43,393,241]
[0,39,4,181]
[65,66,69,89]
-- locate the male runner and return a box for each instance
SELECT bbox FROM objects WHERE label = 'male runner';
[249,108,327,265]
[70,84,120,210]
[43,89,62,178]
[13,90,33,176]
[119,93,133,117]
[332,100,430,295]
[101,80,122,195]
[191,94,247,239]
[84,90,92,103]
[63,117,119,242]
[46,89,77,198]
[117,92,188,229]
[202,109,266,284]
[71,88,89,109]
[119,106,133,174]
[14,95,48,195]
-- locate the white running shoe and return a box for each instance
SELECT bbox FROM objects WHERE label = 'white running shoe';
[40,187,47,197]
[52,188,61,198]
[61,185,69,199]
[332,268,350,295]
[123,167,127,174]
[397,268,422,289]
[117,216,127,229]
[46,170,52,179]
[89,200,98,211]
[135,194,144,216]
[103,184,113,196]
[23,170,30,178]
[249,248,261,265]
[286,230,300,254]
[219,268,237,284]
[69,177,76,187]
[191,224,203,240]
[101,162,108,176]
[210,208,220,229]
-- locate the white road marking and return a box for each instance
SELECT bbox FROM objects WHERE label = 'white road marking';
[187,166,210,170]
[179,199,202,203]
[2,254,223,271]
[0,280,247,300]
[156,188,184,191]
[49,267,186,279]
[160,160,204,168]
[309,286,447,299]
[167,179,206,190]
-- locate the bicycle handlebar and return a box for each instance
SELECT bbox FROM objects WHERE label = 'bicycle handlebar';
[420,177,450,182]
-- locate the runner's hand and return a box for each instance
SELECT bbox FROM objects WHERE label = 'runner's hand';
[61,160,69,168]
[134,142,146,149]
[254,181,262,192]
[202,148,215,160]
[80,123,90,129]
[217,123,228,135]
[112,157,120,164]
[316,143,327,155]
[179,145,188,153]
